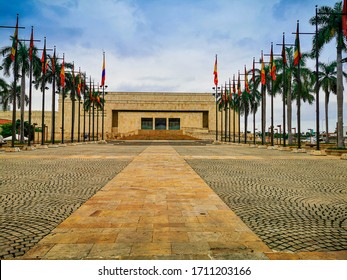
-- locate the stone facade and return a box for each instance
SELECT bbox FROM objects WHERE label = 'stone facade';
[1,92,239,141]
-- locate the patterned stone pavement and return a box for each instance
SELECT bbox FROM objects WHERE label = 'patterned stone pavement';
[0,145,145,259]
[176,145,347,253]
[1,142,347,260]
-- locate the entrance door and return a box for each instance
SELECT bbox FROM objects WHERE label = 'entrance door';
[155,118,166,130]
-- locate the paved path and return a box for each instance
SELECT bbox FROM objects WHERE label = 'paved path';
[1,143,347,260]
[22,146,270,260]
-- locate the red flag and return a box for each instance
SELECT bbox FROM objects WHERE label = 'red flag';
[245,66,250,93]
[213,55,218,86]
[261,52,266,85]
[77,71,81,97]
[29,27,34,61]
[101,52,106,86]
[232,75,236,94]
[60,56,65,88]
[51,48,56,74]
[282,33,287,65]
[270,44,276,81]
[293,21,302,66]
[10,17,18,62]
[343,0,347,38]
[41,41,47,74]
[237,72,241,96]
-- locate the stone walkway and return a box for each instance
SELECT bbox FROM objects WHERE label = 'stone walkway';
[21,146,271,260]
[1,143,347,260]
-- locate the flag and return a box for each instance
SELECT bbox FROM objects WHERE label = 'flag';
[41,43,47,74]
[237,72,241,96]
[282,33,287,65]
[294,21,301,66]
[72,63,75,88]
[343,0,347,38]
[232,75,236,95]
[222,83,226,103]
[77,70,81,97]
[101,53,106,86]
[261,52,266,85]
[245,66,250,93]
[51,48,56,74]
[228,78,232,101]
[10,17,18,61]
[213,55,218,86]
[29,27,34,61]
[60,56,65,88]
[269,44,276,81]
[252,58,255,83]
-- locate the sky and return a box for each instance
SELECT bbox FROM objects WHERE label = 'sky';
[1,0,346,133]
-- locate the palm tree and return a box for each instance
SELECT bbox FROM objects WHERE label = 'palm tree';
[0,82,24,111]
[84,86,104,141]
[310,2,346,147]
[273,48,315,145]
[1,41,41,142]
[247,70,262,144]
[316,61,337,143]
[0,78,10,111]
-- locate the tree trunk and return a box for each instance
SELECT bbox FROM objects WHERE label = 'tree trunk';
[325,91,329,143]
[20,70,26,143]
[287,79,292,145]
[336,46,344,148]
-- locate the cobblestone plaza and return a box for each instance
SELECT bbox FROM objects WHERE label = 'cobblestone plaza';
[0,143,346,259]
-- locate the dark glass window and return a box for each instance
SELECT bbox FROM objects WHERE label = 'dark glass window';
[141,118,153,130]
[169,118,180,130]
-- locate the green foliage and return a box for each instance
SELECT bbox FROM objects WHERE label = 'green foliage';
[0,123,15,137]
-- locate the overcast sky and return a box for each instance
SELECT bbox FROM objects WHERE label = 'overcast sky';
[1,0,346,133]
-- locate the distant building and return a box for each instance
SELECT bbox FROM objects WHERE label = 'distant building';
[57,91,239,140]
[0,92,240,141]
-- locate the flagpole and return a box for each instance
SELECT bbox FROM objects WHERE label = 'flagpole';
[270,42,274,147]
[89,77,92,141]
[28,26,33,147]
[101,51,106,141]
[253,58,256,146]
[282,33,287,147]
[221,85,223,141]
[71,62,75,143]
[296,20,302,149]
[215,86,218,141]
[92,82,95,141]
[61,54,65,144]
[12,15,19,148]
[238,71,241,144]
[228,79,231,142]
[213,54,218,141]
[315,6,320,150]
[41,37,46,146]
[83,72,86,142]
[51,46,56,144]
[78,68,81,142]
